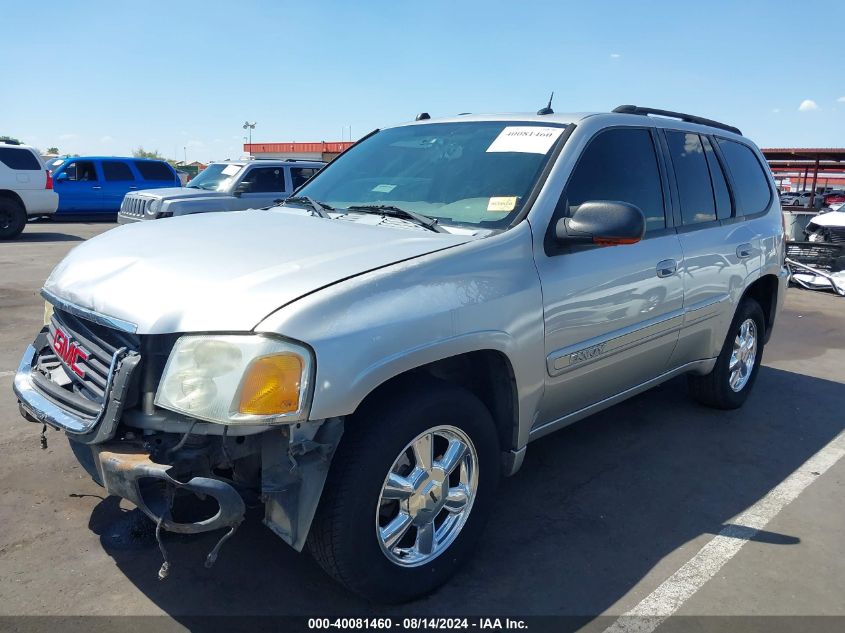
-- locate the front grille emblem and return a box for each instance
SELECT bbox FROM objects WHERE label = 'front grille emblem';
[51,327,88,378]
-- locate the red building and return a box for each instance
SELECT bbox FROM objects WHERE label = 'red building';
[243,141,354,162]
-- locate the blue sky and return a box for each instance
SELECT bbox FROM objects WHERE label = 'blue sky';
[1,0,843,162]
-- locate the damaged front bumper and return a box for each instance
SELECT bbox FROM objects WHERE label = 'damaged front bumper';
[95,444,247,578]
[95,445,246,536]
[14,324,344,577]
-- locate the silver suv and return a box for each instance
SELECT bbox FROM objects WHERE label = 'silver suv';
[117,158,324,223]
[14,105,787,602]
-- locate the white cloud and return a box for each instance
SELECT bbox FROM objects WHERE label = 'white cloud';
[58,133,78,141]
[610,53,621,59]
[100,135,113,143]
[187,140,204,148]
[772,108,780,113]
[837,96,845,103]
[798,99,819,111]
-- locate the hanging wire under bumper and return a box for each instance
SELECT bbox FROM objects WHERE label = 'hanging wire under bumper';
[95,445,246,578]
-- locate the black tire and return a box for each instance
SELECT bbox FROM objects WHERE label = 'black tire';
[688,297,766,409]
[307,378,500,603]
[0,198,26,240]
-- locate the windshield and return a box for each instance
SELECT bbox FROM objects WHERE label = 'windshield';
[294,121,566,228]
[187,163,243,190]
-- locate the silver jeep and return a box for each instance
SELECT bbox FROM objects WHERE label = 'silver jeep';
[117,159,324,223]
[14,105,787,602]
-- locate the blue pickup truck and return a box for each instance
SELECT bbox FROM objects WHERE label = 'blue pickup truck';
[48,157,179,216]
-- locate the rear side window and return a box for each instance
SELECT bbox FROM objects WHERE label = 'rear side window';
[290,167,319,190]
[563,127,666,232]
[665,131,716,225]
[702,137,732,220]
[241,167,286,192]
[0,147,41,170]
[102,161,135,181]
[716,139,772,216]
[134,160,174,181]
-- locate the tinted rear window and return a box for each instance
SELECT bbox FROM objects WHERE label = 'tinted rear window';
[666,131,717,225]
[0,147,42,170]
[291,167,319,190]
[134,160,174,181]
[702,137,732,220]
[716,139,772,216]
[102,161,135,181]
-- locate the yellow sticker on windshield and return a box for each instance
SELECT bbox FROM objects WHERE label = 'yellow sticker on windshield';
[487,196,518,212]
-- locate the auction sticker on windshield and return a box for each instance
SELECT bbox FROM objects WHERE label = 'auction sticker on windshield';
[486,126,564,154]
[222,164,242,176]
[487,196,518,212]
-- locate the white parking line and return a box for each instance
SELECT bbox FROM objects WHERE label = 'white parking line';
[0,370,16,378]
[602,430,845,633]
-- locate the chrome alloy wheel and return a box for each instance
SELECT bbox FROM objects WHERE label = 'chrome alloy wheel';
[729,318,758,392]
[376,425,479,567]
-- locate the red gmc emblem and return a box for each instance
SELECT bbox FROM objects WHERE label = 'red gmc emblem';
[51,327,88,379]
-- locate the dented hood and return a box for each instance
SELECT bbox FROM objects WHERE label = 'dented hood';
[44,209,470,334]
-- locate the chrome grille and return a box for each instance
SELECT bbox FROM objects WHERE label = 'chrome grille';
[120,195,150,218]
[31,309,139,420]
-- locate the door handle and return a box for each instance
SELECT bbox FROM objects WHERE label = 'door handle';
[656,259,677,278]
[736,243,753,259]
[91,186,102,190]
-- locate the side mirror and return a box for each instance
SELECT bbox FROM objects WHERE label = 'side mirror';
[555,201,645,246]
[233,181,251,196]
[55,172,68,182]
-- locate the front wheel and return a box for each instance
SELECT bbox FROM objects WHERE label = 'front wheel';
[307,379,500,603]
[688,297,766,409]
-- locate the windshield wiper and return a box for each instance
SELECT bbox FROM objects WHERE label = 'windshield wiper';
[345,205,446,233]
[283,196,334,218]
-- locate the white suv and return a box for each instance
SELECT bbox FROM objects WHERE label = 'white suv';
[0,141,58,239]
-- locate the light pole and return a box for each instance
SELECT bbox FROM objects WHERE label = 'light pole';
[243,121,256,157]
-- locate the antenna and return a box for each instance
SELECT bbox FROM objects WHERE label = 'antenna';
[537,92,554,115]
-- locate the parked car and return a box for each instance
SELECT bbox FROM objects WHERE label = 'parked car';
[780,191,815,207]
[51,157,179,217]
[823,190,845,207]
[13,105,786,602]
[805,207,845,243]
[117,159,324,223]
[0,140,57,239]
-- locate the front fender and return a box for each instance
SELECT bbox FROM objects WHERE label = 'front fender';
[255,222,546,450]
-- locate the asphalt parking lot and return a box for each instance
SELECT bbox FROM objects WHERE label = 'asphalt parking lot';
[1,222,843,631]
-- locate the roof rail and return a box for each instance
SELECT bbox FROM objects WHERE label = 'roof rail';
[612,105,742,136]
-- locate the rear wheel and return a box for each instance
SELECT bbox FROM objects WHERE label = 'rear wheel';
[688,297,766,409]
[307,379,500,603]
[0,198,26,240]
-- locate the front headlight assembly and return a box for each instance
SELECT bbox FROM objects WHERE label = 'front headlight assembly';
[147,198,162,215]
[154,334,313,425]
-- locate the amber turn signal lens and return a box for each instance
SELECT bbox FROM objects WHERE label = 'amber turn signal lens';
[238,353,303,415]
